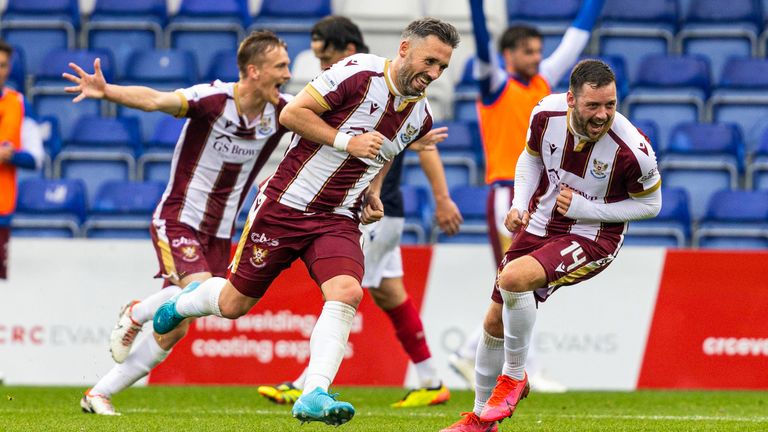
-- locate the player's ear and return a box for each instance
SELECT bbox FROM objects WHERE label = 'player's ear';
[248,63,260,80]
[398,39,410,58]
[566,89,575,108]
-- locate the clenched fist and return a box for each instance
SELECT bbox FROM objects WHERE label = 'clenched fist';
[347,131,385,159]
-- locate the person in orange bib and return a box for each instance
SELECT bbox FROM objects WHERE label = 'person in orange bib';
[0,39,42,280]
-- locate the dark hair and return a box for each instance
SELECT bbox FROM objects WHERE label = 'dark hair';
[402,17,460,49]
[237,30,286,77]
[569,59,616,95]
[311,15,369,54]
[499,25,541,52]
[0,39,13,57]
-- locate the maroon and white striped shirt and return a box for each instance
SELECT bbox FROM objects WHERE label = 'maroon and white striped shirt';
[263,53,433,219]
[153,80,291,238]
[523,93,661,251]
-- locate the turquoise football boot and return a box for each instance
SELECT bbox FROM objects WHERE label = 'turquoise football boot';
[152,281,201,334]
[291,387,355,426]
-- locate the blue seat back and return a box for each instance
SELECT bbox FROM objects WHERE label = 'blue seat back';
[206,50,239,82]
[257,0,330,18]
[631,119,659,151]
[124,49,197,86]
[175,0,250,25]
[68,116,141,153]
[148,116,186,149]
[602,0,678,23]
[170,31,240,83]
[5,0,79,25]
[635,55,711,91]
[712,103,768,155]
[719,58,768,89]
[16,178,87,221]
[507,0,580,21]
[667,122,743,158]
[705,190,768,222]
[687,0,762,27]
[656,187,691,226]
[91,0,167,23]
[34,95,101,140]
[91,180,165,215]
[662,170,732,220]
[36,49,114,84]
[450,185,489,221]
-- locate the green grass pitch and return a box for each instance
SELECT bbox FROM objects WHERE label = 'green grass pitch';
[1,386,767,431]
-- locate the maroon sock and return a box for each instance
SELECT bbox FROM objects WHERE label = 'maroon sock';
[385,297,431,363]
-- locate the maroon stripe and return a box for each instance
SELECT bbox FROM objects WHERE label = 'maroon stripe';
[322,71,382,129]
[528,169,549,216]
[528,110,566,153]
[375,97,416,141]
[159,94,228,221]
[199,161,242,235]
[560,133,595,178]
[306,157,370,213]
[265,138,323,202]
[605,129,644,202]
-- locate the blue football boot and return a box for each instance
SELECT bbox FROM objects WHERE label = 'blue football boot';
[291,387,355,426]
[152,281,201,334]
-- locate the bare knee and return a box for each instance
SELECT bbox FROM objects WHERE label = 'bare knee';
[369,278,406,311]
[498,256,546,293]
[218,280,260,319]
[322,276,363,308]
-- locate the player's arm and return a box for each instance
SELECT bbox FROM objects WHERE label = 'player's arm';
[360,160,392,224]
[280,85,384,159]
[539,0,605,86]
[10,117,44,170]
[505,147,544,232]
[64,58,182,116]
[469,0,508,105]
[417,149,463,235]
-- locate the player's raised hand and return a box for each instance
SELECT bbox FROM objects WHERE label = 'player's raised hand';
[504,208,529,233]
[435,197,463,236]
[347,131,384,159]
[556,185,573,216]
[361,193,385,224]
[63,58,107,102]
[409,126,448,152]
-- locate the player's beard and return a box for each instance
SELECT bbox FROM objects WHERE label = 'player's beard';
[572,106,611,140]
[396,57,431,97]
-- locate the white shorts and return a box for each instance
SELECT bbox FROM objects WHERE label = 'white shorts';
[360,216,404,288]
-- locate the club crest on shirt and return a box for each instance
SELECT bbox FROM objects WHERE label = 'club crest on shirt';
[590,158,609,179]
[180,245,200,262]
[399,124,419,144]
[258,115,273,135]
[249,246,269,268]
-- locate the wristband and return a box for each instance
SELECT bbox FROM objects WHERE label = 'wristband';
[333,132,351,151]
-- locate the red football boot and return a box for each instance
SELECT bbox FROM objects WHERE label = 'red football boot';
[478,373,530,422]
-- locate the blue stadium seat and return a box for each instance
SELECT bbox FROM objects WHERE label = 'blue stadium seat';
[596,0,678,83]
[708,58,768,153]
[121,49,198,89]
[32,49,115,88]
[12,178,86,237]
[403,128,480,191]
[401,184,431,244]
[453,55,505,102]
[33,95,102,142]
[272,31,312,64]
[166,0,248,77]
[138,116,186,182]
[507,0,580,56]
[1,0,78,73]
[85,0,166,79]
[53,116,140,203]
[8,46,26,93]
[433,185,489,243]
[747,129,768,190]
[453,100,478,123]
[206,50,240,83]
[83,180,165,238]
[624,187,691,247]
[625,55,711,151]
[252,0,330,31]
[554,55,629,100]
[631,118,660,156]
[659,122,742,220]
[694,189,768,249]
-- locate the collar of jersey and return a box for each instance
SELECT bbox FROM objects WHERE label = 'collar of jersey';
[384,60,426,112]
[233,82,273,128]
[566,108,613,151]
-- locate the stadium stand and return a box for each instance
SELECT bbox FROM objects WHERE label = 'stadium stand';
[693,189,768,249]
[12,178,87,238]
[433,185,489,244]
[82,180,165,238]
[624,187,691,247]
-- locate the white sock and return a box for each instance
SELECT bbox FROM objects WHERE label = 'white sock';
[414,358,440,388]
[131,286,182,324]
[473,330,504,415]
[92,335,171,397]
[303,301,356,394]
[174,277,224,318]
[459,326,483,360]
[499,290,536,380]
[292,368,307,390]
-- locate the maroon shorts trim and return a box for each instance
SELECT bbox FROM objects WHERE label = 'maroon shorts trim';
[230,196,363,298]
[150,219,230,286]
[491,230,616,304]
[486,183,515,267]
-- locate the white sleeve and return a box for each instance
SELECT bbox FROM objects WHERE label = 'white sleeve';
[511,150,544,213]
[565,187,662,222]
[539,28,591,87]
[21,117,44,169]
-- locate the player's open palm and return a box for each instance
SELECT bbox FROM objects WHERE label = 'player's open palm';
[347,131,384,159]
[504,208,529,233]
[63,58,107,102]
[409,126,447,152]
[361,193,385,225]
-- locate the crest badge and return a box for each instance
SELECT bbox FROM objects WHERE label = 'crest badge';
[399,124,419,145]
[249,246,269,268]
[258,115,273,135]
[590,158,609,179]
[181,245,200,262]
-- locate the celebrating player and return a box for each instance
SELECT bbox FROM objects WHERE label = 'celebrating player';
[441,60,662,431]
[65,31,293,415]
[256,15,463,409]
[449,0,604,392]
